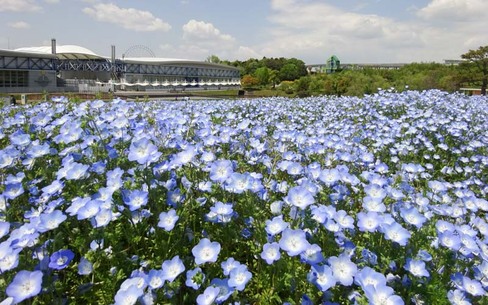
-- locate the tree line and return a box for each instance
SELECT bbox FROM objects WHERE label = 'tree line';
[207,46,488,96]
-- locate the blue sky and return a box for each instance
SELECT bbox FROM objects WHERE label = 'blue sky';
[1,0,487,64]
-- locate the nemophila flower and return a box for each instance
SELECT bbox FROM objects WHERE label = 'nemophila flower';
[66,196,90,216]
[286,162,303,176]
[122,189,148,211]
[261,242,281,265]
[284,186,315,210]
[462,276,485,297]
[114,285,144,305]
[382,222,411,246]
[404,259,429,277]
[357,211,381,232]
[448,289,471,305]
[228,264,252,291]
[2,182,24,200]
[428,180,448,193]
[436,219,455,234]
[9,130,31,147]
[6,270,43,304]
[64,162,90,180]
[361,249,378,265]
[363,284,404,305]
[210,278,234,303]
[300,244,325,266]
[279,228,311,257]
[128,137,162,165]
[161,255,185,282]
[362,196,387,213]
[146,269,165,290]
[328,253,357,286]
[92,208,115,228]
[158,209,179,231]
[307,264,336,292]
[221,257,240,276]
[41,179,64,197]
[186,267,205,290]
[225,172,252,194]
[335,210,355,230]
[355,266,387,289]
[208,202,234,223]
[196,286,220,305]
[172,145,197,167]
[265,215,288,236]
[192,238,221,265]
[400,207,427,229]
[0,221,9,239]
[78,257,93,275]
[49,249,74,270]
[209,159,233,183]
[76,199,102,220]
[364,184,387,201]
[37,209,67,233]
[0,243,21,272]
[439,231,461,251]
[319,168,341,185]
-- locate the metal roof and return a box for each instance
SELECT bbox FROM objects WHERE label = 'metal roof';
[14,45,106,60]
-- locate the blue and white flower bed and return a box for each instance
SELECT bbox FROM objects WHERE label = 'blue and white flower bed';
[0,90,487,304]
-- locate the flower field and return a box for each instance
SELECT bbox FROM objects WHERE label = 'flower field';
[0,90,487,304]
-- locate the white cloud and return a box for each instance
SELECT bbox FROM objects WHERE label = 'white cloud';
[8,21,31,29]
[0,0,41,12]
[83,3,171,32]
[257,0,488,63]
[417,0,488,21]
[44,0,59,3]
[182,20,235,43]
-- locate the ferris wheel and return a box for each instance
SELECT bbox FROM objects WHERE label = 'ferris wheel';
[122,45,156,59]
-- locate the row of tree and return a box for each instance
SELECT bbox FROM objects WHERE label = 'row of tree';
[207,46,488,96]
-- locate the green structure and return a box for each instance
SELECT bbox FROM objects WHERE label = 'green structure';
[326,55,341,73]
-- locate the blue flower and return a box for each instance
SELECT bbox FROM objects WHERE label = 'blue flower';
[209,160,234,183]
[265,215,288,236]
[114,284,144,305]
[6,270,43,304]
[381,222,411,246]
[221,257,240,276]
[404,258,429,277]
[127,137,162,165]
[158,209,179,231]
[261,242,281,265]
[161,255,185,282]
[78,257,93,275]
[49,249,75,270]
[185,267,205,290]
[328,253,357,286]
[37,210,67,233]
[122,189,149,211]
[307,264,336,292]
[196,286,220,305]
[363,284,404,305]
[146,269,165,289]
[279,228,311,257]
[228,264,252,291]
[192,238,221,265]
[283,186,315,210]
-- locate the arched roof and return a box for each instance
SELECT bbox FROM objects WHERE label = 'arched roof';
[14,45,106,60]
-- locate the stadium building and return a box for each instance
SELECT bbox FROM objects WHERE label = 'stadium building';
[0,39,241,94]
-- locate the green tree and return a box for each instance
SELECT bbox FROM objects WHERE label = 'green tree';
[254,67,270,86]
[205,55,221,63]
[461,46,488,95]
[241,74,260,89]
[279,63,300,81]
